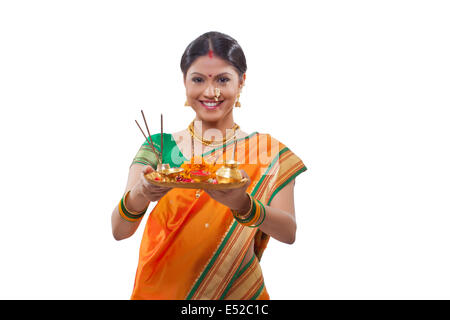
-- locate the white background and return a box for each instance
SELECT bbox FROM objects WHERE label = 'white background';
[1,0,449,299]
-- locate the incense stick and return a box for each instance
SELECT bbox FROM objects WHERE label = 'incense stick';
[201,124,203,162]
[140,110,160,157]
[135,120,161,163]
[160,114,163,164]
[232,134,237,161]
[191,134,194,163]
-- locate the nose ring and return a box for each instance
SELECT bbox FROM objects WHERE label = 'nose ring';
[214,88,221,102]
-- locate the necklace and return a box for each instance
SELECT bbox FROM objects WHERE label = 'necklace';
[188,121,240,146]
[188,121,240,200]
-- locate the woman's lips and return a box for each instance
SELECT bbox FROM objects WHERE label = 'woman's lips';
[200,100,224,110]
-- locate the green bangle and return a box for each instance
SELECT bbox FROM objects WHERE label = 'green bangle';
[120,191,147,220]
[232,196,256,224]
[251,199,266,228]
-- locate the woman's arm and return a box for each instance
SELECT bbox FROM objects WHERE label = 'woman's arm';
[257,179,297,244]
[111,164,171,240]
[111,164,148,240]
[204,171,298,245]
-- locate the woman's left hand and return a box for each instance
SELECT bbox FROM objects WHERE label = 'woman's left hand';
[203,170,251,212]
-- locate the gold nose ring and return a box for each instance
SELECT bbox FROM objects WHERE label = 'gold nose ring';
[214,88,221,102]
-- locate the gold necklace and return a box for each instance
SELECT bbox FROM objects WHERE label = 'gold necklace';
[188,121,240,146]
[189,121,239,200]
[189,126,237,147]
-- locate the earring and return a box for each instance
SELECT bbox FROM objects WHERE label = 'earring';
[235,87,242,108]
[234,93,241,108]
[184,100,189,107]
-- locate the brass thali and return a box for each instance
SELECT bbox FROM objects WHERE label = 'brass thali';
[145,171,248,190]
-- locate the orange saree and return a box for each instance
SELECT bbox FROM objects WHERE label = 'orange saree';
[129,132,306,300]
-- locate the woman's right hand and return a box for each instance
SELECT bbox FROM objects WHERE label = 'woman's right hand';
[131,166,173,203]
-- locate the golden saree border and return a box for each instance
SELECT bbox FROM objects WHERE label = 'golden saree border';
[267,147,307,206]
[186,222,257,300]
[223,254,269,300]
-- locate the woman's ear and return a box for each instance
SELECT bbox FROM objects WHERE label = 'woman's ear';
[240,73,246,88]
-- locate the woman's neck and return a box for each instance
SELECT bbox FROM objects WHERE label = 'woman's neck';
[193,116,237,140]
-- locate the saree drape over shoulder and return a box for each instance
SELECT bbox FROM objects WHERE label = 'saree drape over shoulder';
[129,132,307,300]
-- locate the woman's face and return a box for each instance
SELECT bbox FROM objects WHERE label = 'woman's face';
[184,55,244,124]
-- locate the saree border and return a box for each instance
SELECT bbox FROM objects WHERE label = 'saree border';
[267,165,307,206]
[266,146,307,206]
[186,221,257,300]
[186,221,237,300]
[186,165,272,299]
[223,254,265,300]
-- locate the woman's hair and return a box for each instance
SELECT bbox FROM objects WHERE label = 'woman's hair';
[180,31,247,80]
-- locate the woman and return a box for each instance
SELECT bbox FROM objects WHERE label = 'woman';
[111,31,307,300]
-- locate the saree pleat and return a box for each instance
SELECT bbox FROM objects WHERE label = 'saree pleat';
[130,132,306,300]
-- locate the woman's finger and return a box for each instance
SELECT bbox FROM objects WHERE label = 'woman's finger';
[143,165,155,174]
[240,169,249,179]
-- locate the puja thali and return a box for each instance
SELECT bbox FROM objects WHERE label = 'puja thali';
[136,110,247,190]
[145,171,248,190]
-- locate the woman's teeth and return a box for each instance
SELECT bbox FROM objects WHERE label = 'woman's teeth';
[201,101,223,109]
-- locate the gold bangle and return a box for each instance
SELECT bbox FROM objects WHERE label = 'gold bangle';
[123,190,148,215]
[244,200,261,226]
[118,190,148,222]
[231,193,253,219]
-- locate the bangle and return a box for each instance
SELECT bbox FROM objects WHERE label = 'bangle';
[232,194,264,227]
[232,195,267,228]
[232,194,255,224]
[245,200,261,226]
[118,190,148,222]
[252,199,266,228]
[231,193,253,220]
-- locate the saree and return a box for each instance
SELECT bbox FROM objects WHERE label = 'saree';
[129,131,307,300]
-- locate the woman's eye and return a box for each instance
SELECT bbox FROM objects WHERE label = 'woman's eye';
[192,77,204,83]
[218,77,230,83]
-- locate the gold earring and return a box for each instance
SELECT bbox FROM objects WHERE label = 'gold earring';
[234,93,241,108]
[184,100,189,107]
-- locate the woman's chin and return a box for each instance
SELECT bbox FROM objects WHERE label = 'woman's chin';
[195,107,227,122]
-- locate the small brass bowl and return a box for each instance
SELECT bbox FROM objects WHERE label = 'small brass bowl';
[157,163,170,172]
[216,160,242,184]
[160,167,184,179]
[190,170,211,183]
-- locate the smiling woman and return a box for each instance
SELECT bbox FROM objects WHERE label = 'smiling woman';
[111,31,307,300]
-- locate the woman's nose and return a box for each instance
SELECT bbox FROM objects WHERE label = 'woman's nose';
[203,84,215,98]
